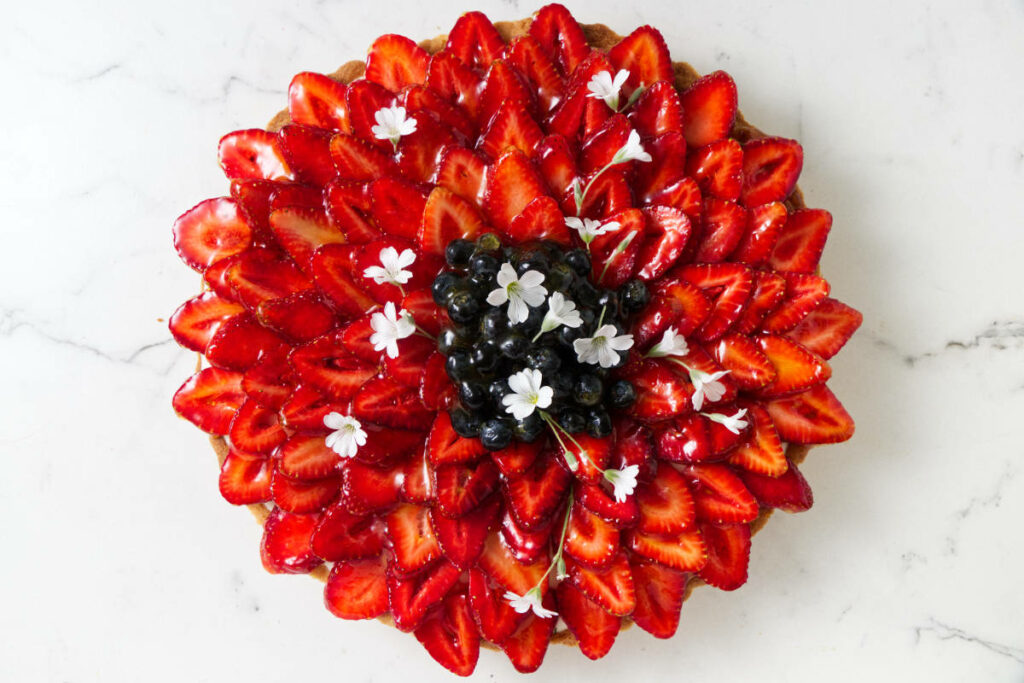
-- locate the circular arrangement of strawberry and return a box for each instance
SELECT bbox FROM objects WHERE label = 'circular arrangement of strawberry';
[170,4,860,676]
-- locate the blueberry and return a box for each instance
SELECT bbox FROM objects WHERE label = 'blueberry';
[444,239,475,268]
[545,262,574,292]
[573,279,600,308]
[480,418,513,451]
[471,340,500,372]
[585,409,613,438]
[556,324,584,345]
[573,374,603,406]
[558,408,586,434]
[525,347,561,374]
[450,408,482,438]
[596,290,620,320]
[549,372,573,400]
[445,349,474,382]
[498,332,528,359]
[620,279,650,313]
[489,378,510,407]
[447,290,480,324]
[515,251,550,277]
[608,379,636,409]
[469,252,500,278]
[458,380,488,410]
[565,249,591,276]
[516,304,545,336]
[514,412,545,443]
[438,327,470,355]
[431,272,461,306]
[481,308,508,340]
[476,232,502,253]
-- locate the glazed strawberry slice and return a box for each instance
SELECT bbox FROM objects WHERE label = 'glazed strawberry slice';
[271,469,340,514]
[277,434,339,479]
[500,509,554,564]
[365,34,429,92]
[697,522,750,591]
[677,262,754,342]
[557,582,621,660]
[501,600,556,673]
[580,114,631,173]
[280,384,345,432]
[229,399,286,454]
[468,568,523,645]
[731,201,788,266]
[420,352,457,411]
[387,559,462,632]
[169,292,245,352]
[329,133,399,181]
[754,334,831,397]
[256,290,336,343]
[269,206,346,273]
[419,187,485,257]
[535,134,577,197]
[434,458,500,518]
[589,208,644,287]
[621,359,691,422]
[565,551,636,616]
[636,463,696,534]
[505,196,572,246]
[414,592,480,677]
[356,427,427,466]
[403,287,452,336]
[477,532,549,595]
[504,453,572,529]
[277,124,337,186]
[629,556,687,638]
[340,458,403,513]
[218,129,291,181]
[506,36,565,114]
[760,273,830,333]
[741,137,803,207]
[694,198,748,263]
[289,333,377,400]
[426,51,483,122]
[431,495,500,569]
[484,149,548,231]
[637,206,693,281]
[656,414,719,464]
[679,71,738,148]
[268,182,322,213]
[387,503,442,574]
[384,334,435,387]
[480,100,545,160]
[396,110,459,183]
[633,278,711,348]
[564,503,620,568]
[570,433,613,484]
[311,501,385,561]
[173,197,253,272]
[369,176,428,241]
[576,166,633,218]
[710,333,777,391]
[445,10,506,70]
[528,3,589,77]
[225,247,311,310]
[288,71,350,132]
[785,297,863,359]
[738,458,814,512]
[479,60,534,126]
[545,50,612,140]
[608,25,673,94]
[629,81,684,139]
[219,448,273,505]
[426,412,487,466]
[311,244,376,317]
[260,507,322,574]
[728,404,787,477]
[436,146,487,203]
[764,384,855,444]
[686,463,759,524]
[325,557,389,619]
[228,179,278,245]
[403,84,476,139]
[768,208,832,273]
[345,79,396,148]
[733,270,787,335]
[633,130,686,205]
[402,451,436,504]
[206,314,287,372]
[574,481,642,526]
[687,138,742,201]
[627,528,706,572]
[490,441,542,478]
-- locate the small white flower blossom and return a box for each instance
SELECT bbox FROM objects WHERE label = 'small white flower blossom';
[573,324,634,368]
[704,408,750,435]
[646,327,690,358]
[586,69,630,110]
[486,263,548,324]
[604,464,640,503]
[369,301,415,359]
[323,412,368,458]
[564,216,619,245]
[504,588,557,619]
[370,105,417,146]
[539,292,583,335]
[688,368,730,411]
[502,368,554,421]
[611,129,652,165]
[362,246,415,287]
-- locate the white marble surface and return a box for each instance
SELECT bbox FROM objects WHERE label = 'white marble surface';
[2,0,1023,680]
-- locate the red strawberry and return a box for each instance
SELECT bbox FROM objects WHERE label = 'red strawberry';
[506,36,565,114]
[629,557,687,638]
[768,208,832,273]
[269,206,346,272]
[169,292,245,352]
[477,532,549,595]
[340,458,403,513]
[490,441,542,478]
[329,133,398,181]
[384,334,435,387]
[289,333,377,400]
[580,114,631,173]
[356,427,427,466]
[576,166,633,218]
[325,557,389,619]
[402,451,436,504]
[710,333,777,391]
[694,198,748,263]
[260,507,322,574]
[403,288,452,336]
[311,502,386,561]
[219,449,273,504]
[557,582,621,660]
[403,84,476,139]
[504,454,572,529]
[369,176,428,241]
[436,146,487,203]
[754,334,831,397]
[353,376,434,429]
[728,404,787,477]
[387,503,442,574]
[270,469,340,514]
[733,270,787,334]
[565,551,636,616]
[676,262,754,342]
[365,34,429,92]
[589,207,645,288]
[764,384,855,444]
[687,139,742,201]
[419,187,485,257]
[426,51,482,122]
[172,197,253,272]
[785,297,862,359]
[528,3,589,77]
[396,110,458,183]
[499,509,553,565]
[311,244,377,317]
[218,129,291,182]
[173,367,246,435]
[655,414,717,464]
[621,359,690,422]
[629,81,684,139]
[427,412,487,466]
[686,463,759,524]
[731,201,788,265]
[434,459,500,518]
[501,602,556,673]
[242,348,295,410]
[761,273,830,333]
[479,100,544,160]
[545,51,613,140]
[414,592,480,677]
[634,278,711,348]
[564,503,620,568]
[484,149,548,230]
[431,495,500,569]
[345,79,396,148]
[228,399,286,454]
[420,352,457,412]
[697,522,750,591]
[626,528,706,572]
[387,559,462,631]
[324,179,377,243]
[277,434,339,479]
[479,60,534,126]
[280,384,345,432]
[256,290,335,343]
[224,249,311,310]
[445,11,506,70]
[535,134,577,198]
[607,25,673,94]
[228,179,277,245]
[288,71,350,132]
[679,71,737,147]
[505,196,571,246]
[633,130,686,206]
[277,124,337,186]
[566,433,612,485]
[740,137,803,207]
[468,568,523,645]
[636,463,696,534]
[738,458,814,512]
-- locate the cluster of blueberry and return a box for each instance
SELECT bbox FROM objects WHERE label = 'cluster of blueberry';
[431,233,651,451]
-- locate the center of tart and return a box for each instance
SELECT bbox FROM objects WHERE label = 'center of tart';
[431,233,650,452]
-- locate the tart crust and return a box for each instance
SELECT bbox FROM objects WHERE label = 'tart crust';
[206,14,812,649]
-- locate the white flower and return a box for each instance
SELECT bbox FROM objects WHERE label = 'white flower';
[611,129,652,165]
[573,324,634,368]
[704,408,750,435]
[539,292,583,335]
[323,412,368,458]
[502,368,554,421]
[564,216,619,245]
[362,246,415,287]
[504,588,557,620]
[603,465,640,503]
[370,105,417,146]
[486,263,548,324]
[586,69,630,110]
[688,368,730,411]
[646,327,689,358]
[369,301,415,359]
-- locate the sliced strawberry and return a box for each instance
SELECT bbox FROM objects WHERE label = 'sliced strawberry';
[228,398,286,454]
[365,34,429,92]
[277,434,339,479]
[288,71,350,132]
[484,149,548,231]
[636,463,695,534]
[731,201,788,266]
[256,290,335,343]
[568,433,613,485]
[311,244,377,317]
[755,334,831,397]
[634,207,691,283]
[580,114,631,173]
[396,110,458,183]
[621,359,691,422]
[490,441,541,478]
[738,458,814,512]
[676,262,754,342]
[431,495,500,569]
[768,208,832,273]
[219,448,273,505]
[607,25,673,95]
[506,35,564,114]
[629,81,684,139]
[434,458,500,518]
[403,84,476,139]
[414,592,480,677]
[557,582,621,660]
[436,146,487,204]
[761,273,830,333]
[321,178,376,240]
[404,287,452,336]
[504,453,572,529]
[686,463,759,524]
[325,557,389,619]
[679,71,737,147]
[733,270,787,334]
[269,206,345,272]
[224,248,311,310]
[633,130,686,205]
[276,124,336,186]
[218,129,291,182]
[741,137,803,207]
[205,314,286,371]
[627,528,706,572]
[420,352,457,412]
[477,532,548,595]
[479,60,533,126]
[709,333,777,391]
[728,403,787,477]
[384,334,435,387]
[426,51,483,122]
[694,198,748,263]
[576,166,633,218]
[697,522,750,591]
[633,278,711,348]
[468,568,523,645]
[169,292,245,352]
[353,376,433,430]
[655,414,717,464]
[419,186,485,257]
[341,458,403,513]
[427,412,487,466]
[242,348,295,410]
[500,509,553,565]
[535,134,577,198]
[764,384,854,444]
[505,196,571,246]
[445,10,506,70]
[271,469,339,514]
[480,100,545,161]
[687,138,742,201]
[311,502,385,561]
[329,133,398,181]
[173,197,253,272]
[228,179,277,245]
[629,557,687,638]
[345,79,396,148]
[369,176,428,241]
[589,207,644,288]
[260,507,322,574]
[357,427,427,466]
[402,450,436,504]
[501,600,556,673]
[388,559,462,631]
[785,297,862,359]
[289,333,377,400]
[528,3,589,77]
[387,503,442,574]
[564,503,620,568]
[647,175,703,217]
[565,551,636,616]
[280,384,345,432]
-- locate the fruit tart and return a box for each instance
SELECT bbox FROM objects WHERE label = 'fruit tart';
[170,5,861,676]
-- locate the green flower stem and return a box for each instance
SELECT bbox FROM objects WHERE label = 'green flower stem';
[540,411,600,472]
[530,489,575,592]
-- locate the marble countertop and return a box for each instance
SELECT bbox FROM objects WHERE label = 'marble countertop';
[2,0,1022,680]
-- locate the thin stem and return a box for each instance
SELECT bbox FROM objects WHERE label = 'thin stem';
[574,160,616,216]
[596,304,607,330]
[540,412,578,471]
